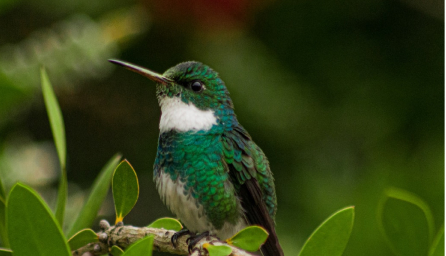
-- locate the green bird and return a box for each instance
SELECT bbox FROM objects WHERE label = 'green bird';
[109,59,284,256]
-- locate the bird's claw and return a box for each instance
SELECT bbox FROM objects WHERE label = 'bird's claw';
[186,231,210,253]
[171,229,191,248]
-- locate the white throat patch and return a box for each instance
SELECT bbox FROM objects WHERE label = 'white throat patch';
[159,96,217,133]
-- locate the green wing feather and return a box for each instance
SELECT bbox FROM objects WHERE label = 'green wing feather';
[222,124,283,256]
[222,124,277,220]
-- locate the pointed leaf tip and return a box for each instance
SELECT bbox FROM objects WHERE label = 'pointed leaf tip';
[299,206,355,256]
[121,235,153,256]
[40,67,66,169]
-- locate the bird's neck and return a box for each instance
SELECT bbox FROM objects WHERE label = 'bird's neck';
[158,96,237,134]
[159,96,217,133]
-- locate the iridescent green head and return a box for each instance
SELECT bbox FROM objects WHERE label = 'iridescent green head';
[109,59,237,133]
[109,60,233,112]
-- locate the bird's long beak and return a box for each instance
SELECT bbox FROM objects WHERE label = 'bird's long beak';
[108,59,173,85]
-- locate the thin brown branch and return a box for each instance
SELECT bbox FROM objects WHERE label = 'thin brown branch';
[72,220,254,256]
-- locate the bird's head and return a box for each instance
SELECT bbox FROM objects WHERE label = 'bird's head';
[109,60,235,133]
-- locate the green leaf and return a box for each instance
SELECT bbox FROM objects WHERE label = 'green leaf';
[0,181,6,247]
[112,160,139,224]
[203,244,232,256]
[7,183,70,256]
[40,67,66,171]
[0,249,12,256]
[111,245,124,256]
[147,217,183,231]
[122,235,153,256]
[429,226,444,256]
[0,177,5,203]
[55,173,68,227]
[227,226,269,252]
[299,206,355,256]
[41,67,67,226]
[68,228,98,250]
[0,179,6,247]
[67,153,122,237]
[0,184,6,247]
[378,188,433,256]
[0,198,7,247]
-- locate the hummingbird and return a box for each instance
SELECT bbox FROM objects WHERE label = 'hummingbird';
[109,59,284,256]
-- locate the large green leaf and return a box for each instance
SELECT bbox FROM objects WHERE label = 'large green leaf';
[40,67,67,226]
[112,160,139,224]
[429,226,444,256]
[299,206,355,256]
[67,153,122,237]
[7,183,70,256]
[122,235,153,256]
[227,226,269,252]
[147,217,183,231]
[378,188,433,256]
[68,228,98,250]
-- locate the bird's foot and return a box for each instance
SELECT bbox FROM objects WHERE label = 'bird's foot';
[186,231,210,253]
[171,229,191,248]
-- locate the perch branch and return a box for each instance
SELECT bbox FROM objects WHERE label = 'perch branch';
[72,220,254,256]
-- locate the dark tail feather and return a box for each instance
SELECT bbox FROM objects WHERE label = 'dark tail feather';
[261,226,284,256]
[239,179,284,256]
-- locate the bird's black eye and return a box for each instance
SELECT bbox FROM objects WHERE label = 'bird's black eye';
[190,80,204,92]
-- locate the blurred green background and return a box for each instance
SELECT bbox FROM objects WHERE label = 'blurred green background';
[0,0,443,255]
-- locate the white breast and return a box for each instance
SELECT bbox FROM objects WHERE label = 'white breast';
[155,172,247,239]
[159,96,217,133]
[156,172,212,233]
